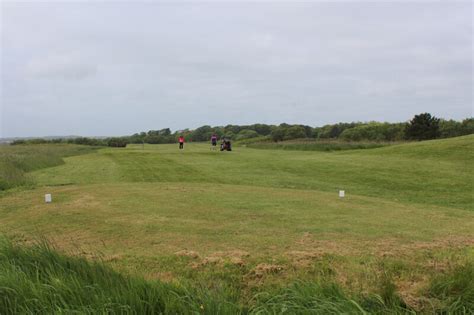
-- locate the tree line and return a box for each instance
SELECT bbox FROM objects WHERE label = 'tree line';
[11,114,474,147]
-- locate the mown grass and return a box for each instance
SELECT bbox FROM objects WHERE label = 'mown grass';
[243,139,392,151]
[28,135,474,210]
[0,144,98,190]
[0,136,473,313]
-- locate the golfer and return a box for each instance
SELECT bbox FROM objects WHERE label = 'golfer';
[178,136,184,149]
[211,134,217,149]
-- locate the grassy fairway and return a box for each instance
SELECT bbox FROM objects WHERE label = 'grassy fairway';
[0,136,473,312]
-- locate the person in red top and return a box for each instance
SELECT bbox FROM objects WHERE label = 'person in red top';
[178,136,184,149]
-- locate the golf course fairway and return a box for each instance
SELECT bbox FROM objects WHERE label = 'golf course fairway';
[1,135,473,313]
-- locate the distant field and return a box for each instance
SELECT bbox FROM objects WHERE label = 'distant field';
[0,135,473,312]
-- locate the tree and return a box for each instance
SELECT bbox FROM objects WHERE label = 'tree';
[284,126,307,140]
[270,127,286,142]
[106,137,128,147]
[250,124,273,136]
[439,119,463,138]
[235,129,259,141]
[461,118,474,135]
[405,113,440,140]
[190,125,212,141]
[159,128,171,136]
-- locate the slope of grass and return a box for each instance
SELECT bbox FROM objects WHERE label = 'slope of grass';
[2,238,472,314]
[0,237,243,314]
[10,238,474,314]
[0,144,98,190]
[30,135,474,210]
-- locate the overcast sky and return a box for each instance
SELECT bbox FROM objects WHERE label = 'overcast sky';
[1,1,472,137]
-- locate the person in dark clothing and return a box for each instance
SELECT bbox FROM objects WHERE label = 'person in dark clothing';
[220,138,232,151]
[178,136,184,149]
[210,134,218,150]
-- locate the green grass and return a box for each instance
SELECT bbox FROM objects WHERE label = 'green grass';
[0,144,98,190]
[244,139,391,151]
[428,262,474,313]
[0,237,243,314]
[1,238,472,314]
[0,135,473,313]
[7,237,472,314]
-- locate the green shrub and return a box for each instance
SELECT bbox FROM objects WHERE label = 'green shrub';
[340,122,405,142]
[235,129,259,141]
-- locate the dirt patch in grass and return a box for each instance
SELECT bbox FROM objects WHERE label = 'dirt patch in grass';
[396,278,431,311]
[145,271,175,282]
[175,250,200,259]
[287,250,325,267]
[250,263,284,278]
[189,250,250,268]
[371,236,474,258]
[290,235,474,260]
[103,254,122,262]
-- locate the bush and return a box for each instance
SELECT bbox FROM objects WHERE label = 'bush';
[439,119,464,138]
[270,127,286,142]
[340,123,405,142]
[106,137,128,148]
[284,125,307,140]
[316,123,361,139]
[461,118,474,135]
[235,129,259,141]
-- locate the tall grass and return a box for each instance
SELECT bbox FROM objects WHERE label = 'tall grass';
[249,281,413,314]
[244,139,392,152]
[0,237,242,314]
[0,144,97,190]
[428,262,474,314]
[3,238,471,314]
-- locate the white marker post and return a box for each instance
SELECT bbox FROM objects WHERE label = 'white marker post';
[339,190,345,198]
[45,194,52,203]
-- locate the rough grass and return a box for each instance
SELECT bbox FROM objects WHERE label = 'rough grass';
[0,144,97,190]
[0,136,473,313]
[0,237,242,314]
[428,262,474,313]
[4,238,471,314]
[244,139,391,151]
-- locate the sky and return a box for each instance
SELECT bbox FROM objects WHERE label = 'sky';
[1,1,472,137]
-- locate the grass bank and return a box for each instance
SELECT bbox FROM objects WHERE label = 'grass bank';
[2,238,472,314]
[242,139,393,151]
[0,144,98,190]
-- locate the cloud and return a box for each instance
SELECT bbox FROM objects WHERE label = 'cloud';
[1,2,472,137]
[24,55,98,80]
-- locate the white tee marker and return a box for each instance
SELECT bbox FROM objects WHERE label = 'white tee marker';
[45,194,52,203]
[339,190,345,198]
